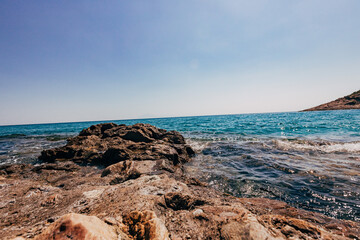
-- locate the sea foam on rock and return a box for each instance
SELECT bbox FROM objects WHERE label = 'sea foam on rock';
[1,123,359,239]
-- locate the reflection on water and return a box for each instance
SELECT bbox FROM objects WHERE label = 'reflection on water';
[186,138,360,221]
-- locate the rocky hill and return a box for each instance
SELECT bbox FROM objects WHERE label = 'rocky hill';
[303,90,360,111]
[1,123,359,239]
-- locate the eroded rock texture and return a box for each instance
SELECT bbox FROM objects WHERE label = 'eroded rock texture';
[33,213,119,240]
[1,123,359,240]
[39,123,194,167]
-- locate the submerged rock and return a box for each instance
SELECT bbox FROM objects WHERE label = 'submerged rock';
[1,123,359,239]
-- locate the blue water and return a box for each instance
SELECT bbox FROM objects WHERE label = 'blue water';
[1,110,360,221]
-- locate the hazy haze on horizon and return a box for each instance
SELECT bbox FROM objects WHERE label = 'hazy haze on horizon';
[1,0,359,125]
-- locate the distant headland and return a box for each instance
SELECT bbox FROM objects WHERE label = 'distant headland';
[302,90,360,111]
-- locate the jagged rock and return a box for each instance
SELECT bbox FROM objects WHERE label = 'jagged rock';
[39,123,194,167]
[0,164,32,176]
[122,210,170,240]
[34,213,120,240]
[259,215,322,239]
[101,160,160,185]
[32,162,81,173]
[164,192,206,211]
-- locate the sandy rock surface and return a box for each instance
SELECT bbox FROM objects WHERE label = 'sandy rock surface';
[1,123,359,239]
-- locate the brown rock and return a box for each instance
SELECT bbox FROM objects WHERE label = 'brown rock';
[39,123,194,167]
[101,160,158,184]
[122,210,170,240]
[34,213,119,240]
[164,192,206,211]
[220,220,274,240]
[41,194,61,206]
[260,215,322,239]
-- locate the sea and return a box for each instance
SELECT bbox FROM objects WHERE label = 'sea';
[1,110,359,222]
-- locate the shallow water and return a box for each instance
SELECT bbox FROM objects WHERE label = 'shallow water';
[1,110,359,221]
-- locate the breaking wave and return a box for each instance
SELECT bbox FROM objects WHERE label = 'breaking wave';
[274,139,360,153]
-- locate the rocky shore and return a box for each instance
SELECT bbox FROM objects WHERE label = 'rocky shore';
[1,123,359,239]
[302,90,360,111]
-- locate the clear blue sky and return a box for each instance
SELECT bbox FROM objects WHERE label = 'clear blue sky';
[1,0,359,125]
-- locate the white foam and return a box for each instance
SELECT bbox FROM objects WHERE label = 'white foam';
[186,139,210,152]
[275,140,360,153]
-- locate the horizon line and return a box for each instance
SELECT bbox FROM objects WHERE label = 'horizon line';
[0,110,300,127]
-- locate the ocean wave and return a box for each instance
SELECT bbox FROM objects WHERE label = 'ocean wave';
[274,139,360,153]
[186,139,211,152]
[0,133,26,139]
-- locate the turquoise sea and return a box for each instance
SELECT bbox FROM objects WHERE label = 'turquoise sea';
[1,110,359,221]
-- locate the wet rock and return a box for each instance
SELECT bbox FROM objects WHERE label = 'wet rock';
[239,197,360,239]
[34,213,120,240]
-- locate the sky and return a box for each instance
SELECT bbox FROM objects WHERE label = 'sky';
[0,0,359,125]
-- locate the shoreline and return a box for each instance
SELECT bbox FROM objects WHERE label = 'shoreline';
[1,123,359,239]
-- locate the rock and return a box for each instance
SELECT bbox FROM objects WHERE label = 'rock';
[192,209,208,220]
[192,209,203,217]
[220,220,275,240]
[101,160,161,185]
[302,89,360,111]
[239,197,360,239]
[122,130,154,143]
[101,147,131,166]
[0,164,32,176]
[160,131,186,144]
[122,210,170,240]
[78,122,119,137]
[40,194,61,206]
[32,161,81,173]
[34,213,120,240]
[164,192,206,211]
[39,123,194,167]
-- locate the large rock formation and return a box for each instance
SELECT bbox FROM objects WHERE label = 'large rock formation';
[302,90,360,111]
[1,123,359,239]
[39,123,194,167]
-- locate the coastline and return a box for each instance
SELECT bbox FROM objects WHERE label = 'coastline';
[1,123,359,239]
